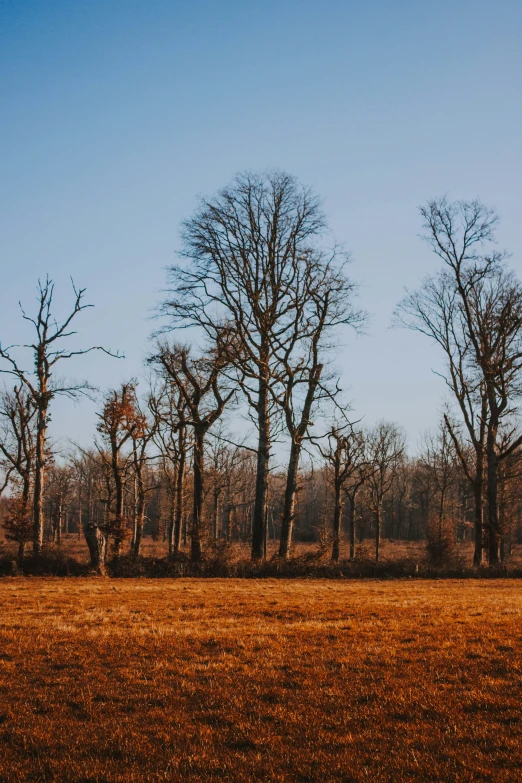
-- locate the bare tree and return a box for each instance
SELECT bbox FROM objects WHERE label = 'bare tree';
[207,432,257,543]
[398,198,522,564]
[204,425,253,543]
[496,431,522,559]
[149,384,189,558]
[95,382,142,559]
[275,259,363,559]
[72,448,111,573]
[467,268,522,562]
[69,452,90,539]
[398,272,488,564]
[419,420,458,563]
[343,435,373,561]
[148,341,234,564]
[206,429,229,543]
[130,395,158,557]
[161,170,340,559]
[313,424,370,561]
[46,464,73,545]
[0,385,36,508]
[0,278,119,554]
[366,422,405,563]
[0,385,36,564]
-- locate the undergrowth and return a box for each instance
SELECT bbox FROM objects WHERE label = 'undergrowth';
[0,543,520,578]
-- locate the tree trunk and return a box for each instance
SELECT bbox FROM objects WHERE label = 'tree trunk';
[252,375,270,560]
[375,504,381,563]
[486,425,501,565]
[78,494,84,540]
[84,522,107,575]
[268,506,275,541]
[264,502,268,559]
[56,497,63,546]
[332,480,342,562]
[112,459,125,557]
[396,498,402,538]
[212,492,220,542]
[33,398,48,555]
[17,540,25,568]
[167,489,176,558]
[279,440,301,559]
[499,488,507,562]
[131,476,138,549]
[191,427,205,564]
[473,469,484,566]
[348,492,356,561]
[173,425,186,557]
[279,362,322,559]
[132,476,146,557]
[224,504,231,542]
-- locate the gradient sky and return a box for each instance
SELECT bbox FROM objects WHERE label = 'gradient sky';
[1,0,521,453]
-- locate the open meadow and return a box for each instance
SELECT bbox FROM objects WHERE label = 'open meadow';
[0,579,521,782]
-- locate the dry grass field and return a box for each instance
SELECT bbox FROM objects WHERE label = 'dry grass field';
[0,579,521,783]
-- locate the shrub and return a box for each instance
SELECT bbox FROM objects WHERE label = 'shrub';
[21,545,87,576]
[426,516,455,566]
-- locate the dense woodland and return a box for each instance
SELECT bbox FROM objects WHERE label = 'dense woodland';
[1,171,522,573]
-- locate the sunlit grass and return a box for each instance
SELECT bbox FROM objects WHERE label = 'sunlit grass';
[0,579,521,781]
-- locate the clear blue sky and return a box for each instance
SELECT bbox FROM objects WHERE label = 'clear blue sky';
[1,0,521,452]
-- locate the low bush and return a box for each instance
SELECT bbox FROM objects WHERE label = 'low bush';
[1,539,521,578]
[20,545,88,576]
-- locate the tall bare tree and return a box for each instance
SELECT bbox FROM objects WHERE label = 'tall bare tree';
[161,170,340,559]
[0,278,119,554]
[398,273,488,564]
[398,198,522,564]
[467,268,522,562]
[275,259,363,559]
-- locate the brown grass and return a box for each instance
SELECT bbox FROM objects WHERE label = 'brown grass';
[0,579,521,782]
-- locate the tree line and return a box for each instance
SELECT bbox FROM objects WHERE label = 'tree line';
[1,172,522,572]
